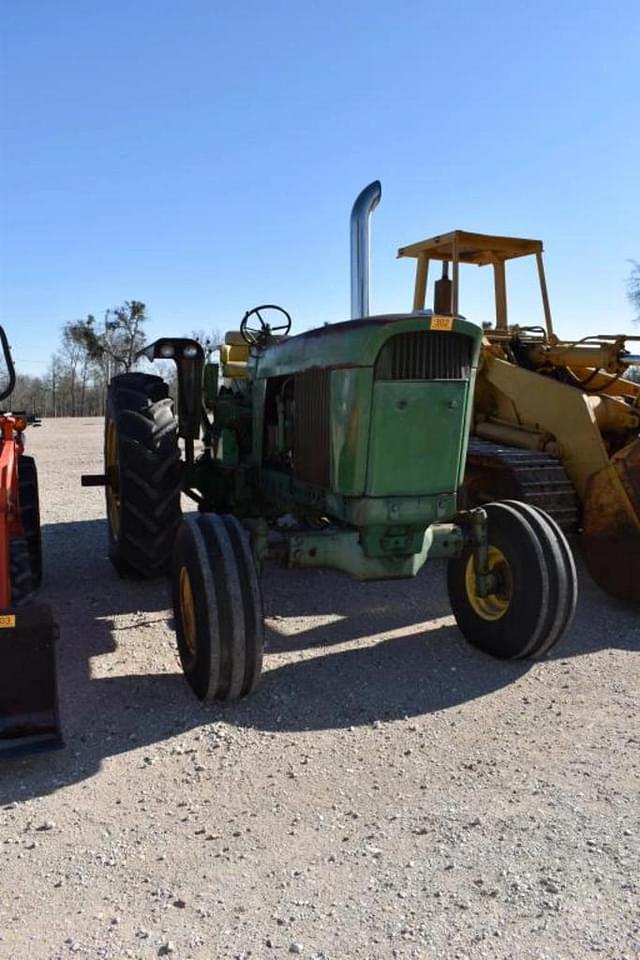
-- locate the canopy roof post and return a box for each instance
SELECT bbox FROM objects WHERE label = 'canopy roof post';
[412,254,429,311]
[452,236,459,315]
[536,251,554,337]
[493,259,508,329]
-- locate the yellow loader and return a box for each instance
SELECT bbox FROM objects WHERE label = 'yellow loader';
[398,231,640,602]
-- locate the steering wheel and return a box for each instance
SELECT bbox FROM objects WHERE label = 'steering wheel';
[240,304,292,346]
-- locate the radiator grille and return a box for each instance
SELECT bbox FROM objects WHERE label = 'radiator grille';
[375,331,472,380]
[294,368,330,486]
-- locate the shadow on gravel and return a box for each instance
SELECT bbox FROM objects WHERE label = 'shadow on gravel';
[243,624,532,734]
[261,562,455,652]
[0,519,195,803]
[1,519,636,801]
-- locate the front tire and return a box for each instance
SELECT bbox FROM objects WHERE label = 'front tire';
[10,537,34,606]
[172,513,264,702]
[18,455,42,588]
[105,372,182,578]
[500,500,577,656]
[447,501,572,659]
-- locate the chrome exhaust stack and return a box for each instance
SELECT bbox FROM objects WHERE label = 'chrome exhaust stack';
[350,180,382,319]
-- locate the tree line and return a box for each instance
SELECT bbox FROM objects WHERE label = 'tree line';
[7,302,221,417]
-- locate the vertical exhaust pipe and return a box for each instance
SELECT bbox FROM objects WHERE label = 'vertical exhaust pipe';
[350,180,382,319]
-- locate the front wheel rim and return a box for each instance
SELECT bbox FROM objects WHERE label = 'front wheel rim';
[464,546,512,622]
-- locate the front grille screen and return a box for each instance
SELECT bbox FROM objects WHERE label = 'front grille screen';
[294,367,330,486]
[375,331,472,380]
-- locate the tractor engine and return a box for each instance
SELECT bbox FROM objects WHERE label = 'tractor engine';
[262,376,295,472]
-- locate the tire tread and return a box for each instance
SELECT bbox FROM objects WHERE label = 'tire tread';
[106,372,182,578]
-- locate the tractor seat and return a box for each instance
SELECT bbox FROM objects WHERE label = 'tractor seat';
[220,331,249,379]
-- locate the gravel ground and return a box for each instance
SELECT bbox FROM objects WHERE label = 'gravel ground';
[0,417,638,960]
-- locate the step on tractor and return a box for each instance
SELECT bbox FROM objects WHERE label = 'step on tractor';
[397,227,640,602]
[0,327,62,754]
[85,182,577,703]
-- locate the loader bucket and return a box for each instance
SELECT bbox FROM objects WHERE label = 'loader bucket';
[582,442,640,603]
[0,603,62,756]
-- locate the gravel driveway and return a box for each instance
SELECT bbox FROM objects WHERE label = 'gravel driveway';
[0,418,638,960]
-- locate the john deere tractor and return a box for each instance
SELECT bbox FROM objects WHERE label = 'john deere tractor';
[85,183,576,702]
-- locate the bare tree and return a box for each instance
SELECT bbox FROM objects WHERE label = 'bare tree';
[60,322,89,415]
[9,301,158,417]
[188,328,223,360]
[70,301,148,377]
[106,301,148,371]
[628,261,640,324]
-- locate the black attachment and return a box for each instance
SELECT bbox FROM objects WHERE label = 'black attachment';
[81,474,108,487]
[0,603,63,756]
[434,261,453,315]
[137,339,205,442]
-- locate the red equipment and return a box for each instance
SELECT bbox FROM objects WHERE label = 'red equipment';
[0,327,61,755]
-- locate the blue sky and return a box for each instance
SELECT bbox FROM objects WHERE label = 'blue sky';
[1,0,639,375]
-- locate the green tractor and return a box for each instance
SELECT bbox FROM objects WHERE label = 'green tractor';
[85,183,576,702]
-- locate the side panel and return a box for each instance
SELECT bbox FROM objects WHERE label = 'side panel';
[366,381,469,496]
[456,362,478,487]
[330,368,373,496]
[250,379,267,466]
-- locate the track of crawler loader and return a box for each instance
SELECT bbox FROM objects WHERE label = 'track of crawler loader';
[466,438,580,532]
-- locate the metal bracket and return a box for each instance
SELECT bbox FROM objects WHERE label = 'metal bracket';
[469,507,495,597]
[81,474,108,487]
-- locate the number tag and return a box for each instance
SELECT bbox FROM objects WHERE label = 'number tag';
[0,614,16,628]
[430,316,454,332]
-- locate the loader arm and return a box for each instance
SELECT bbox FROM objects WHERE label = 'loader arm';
[479,352,611,500]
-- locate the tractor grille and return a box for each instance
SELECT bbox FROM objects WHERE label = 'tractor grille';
[294,368,330,486]
[375,331,472,380]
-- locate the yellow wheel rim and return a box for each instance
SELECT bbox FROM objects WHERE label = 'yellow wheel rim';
[179,566,197,656]
[464,546,512,622]
[105,419,121,540]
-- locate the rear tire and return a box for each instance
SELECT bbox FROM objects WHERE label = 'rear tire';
[18,455,42,588]
[172,513,264,702]
[447,501,569,659]
[105,372,182,578]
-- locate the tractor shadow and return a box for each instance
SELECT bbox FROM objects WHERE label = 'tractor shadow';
[0,520,505,800]
[0,519,637,802]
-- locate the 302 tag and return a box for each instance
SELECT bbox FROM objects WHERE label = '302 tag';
[430,316,454,332]
[0,614,16,629]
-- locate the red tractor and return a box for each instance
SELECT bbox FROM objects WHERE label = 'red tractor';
[0,326,61,755]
